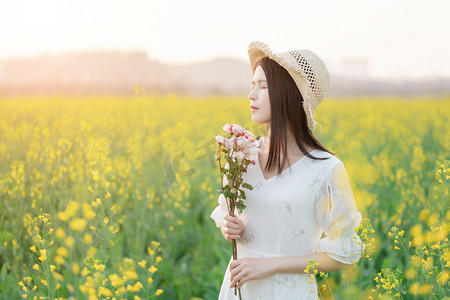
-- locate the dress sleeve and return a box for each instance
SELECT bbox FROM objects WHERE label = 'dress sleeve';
[314,160,366,264]
[209,165,230,228]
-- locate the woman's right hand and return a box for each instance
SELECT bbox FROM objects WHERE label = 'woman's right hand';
[221,214,245,242]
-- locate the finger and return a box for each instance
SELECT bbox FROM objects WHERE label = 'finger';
[236,275,249,289]
[226,222,241,230]
[224,215,235,221]
[229,260,245,278]
[229,259,242,273]
[230,267,246,288]
[229,271,240,288]
[229,260,238,270]
[225,236,241,243]
[224,215,241,223]
[223,218,241,228]
[226,235,241,242]
[224,227,241,235]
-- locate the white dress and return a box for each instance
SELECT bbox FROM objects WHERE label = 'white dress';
[210,137,366,300]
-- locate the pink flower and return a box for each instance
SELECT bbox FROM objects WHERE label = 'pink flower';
[246,131,255,142]
[223,124,247,135]
[215,135,225,145]
[224,137,235,149]
[236,136,251,149]
[223,124,234,133]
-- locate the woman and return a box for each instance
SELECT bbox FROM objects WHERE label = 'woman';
[210,41,365,299]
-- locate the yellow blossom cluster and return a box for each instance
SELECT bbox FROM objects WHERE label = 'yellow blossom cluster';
[78,240,164,299]
[373,268,402,297]
[355,217,376,260]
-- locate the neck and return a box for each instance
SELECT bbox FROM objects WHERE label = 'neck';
[266,126,312,157]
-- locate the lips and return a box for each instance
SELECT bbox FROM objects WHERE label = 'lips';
[250,105,259,110]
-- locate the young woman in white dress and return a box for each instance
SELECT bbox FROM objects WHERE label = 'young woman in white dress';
[210,41,365,299]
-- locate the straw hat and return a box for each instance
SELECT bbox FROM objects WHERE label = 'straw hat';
[248,41,330,138]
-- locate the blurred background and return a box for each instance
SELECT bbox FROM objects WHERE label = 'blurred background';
[0,0,449,97]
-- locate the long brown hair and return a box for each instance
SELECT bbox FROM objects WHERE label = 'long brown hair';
[257,57,335,175]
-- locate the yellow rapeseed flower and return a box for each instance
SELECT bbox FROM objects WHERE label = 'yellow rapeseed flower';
[405,268,416,279]
[57,211,69,222]
[83,233,93,244]
[410,224,422,237]
[23,277,32,284]
[65,236,75,248]
[138,260,146,268]
[54,256,66,265]
[69,218,87,231]
[438,270,449,285]
[82,203,96,219]
[72,262,80,274]
[53,272,64,281]
[411,255,421,268]
[131,281,143,292]
[155,289,163,296]
[151,241,161,249]
[423,257,433,271]
[409,282,420,295]
[87,246,97,256]
[38,249,47,262]
[148,266,158,274]
[92,197,100,207]
[56,247,69,258]
[124,270,138,280]
[98,286,112,297]
[109,273,123,287]
[419,283,432,294]
[56,227,65,239]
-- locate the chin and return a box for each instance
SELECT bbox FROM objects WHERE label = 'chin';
[251,117,268,124]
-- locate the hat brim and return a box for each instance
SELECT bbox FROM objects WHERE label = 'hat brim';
[248,41,274,74]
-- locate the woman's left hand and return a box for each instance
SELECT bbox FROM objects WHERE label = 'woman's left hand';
[229,257,274,289]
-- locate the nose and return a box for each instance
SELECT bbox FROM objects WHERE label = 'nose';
[248,88,256,100]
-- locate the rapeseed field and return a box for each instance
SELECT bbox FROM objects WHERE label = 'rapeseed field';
[0,93,448,299]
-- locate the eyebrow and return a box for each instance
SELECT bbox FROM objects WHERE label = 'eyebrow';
[251,79,267,84]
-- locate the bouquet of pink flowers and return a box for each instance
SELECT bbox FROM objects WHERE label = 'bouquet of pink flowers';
[215,124,261,299]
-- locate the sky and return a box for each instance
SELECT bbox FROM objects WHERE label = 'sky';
[0,0,449,80]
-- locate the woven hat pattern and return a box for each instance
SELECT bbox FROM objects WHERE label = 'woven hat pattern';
[248,41,330,138]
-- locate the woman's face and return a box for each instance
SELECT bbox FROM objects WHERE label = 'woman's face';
[248,65,271,124]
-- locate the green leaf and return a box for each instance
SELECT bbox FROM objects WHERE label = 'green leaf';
[237,202,247,211]
[241,183,253,190]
